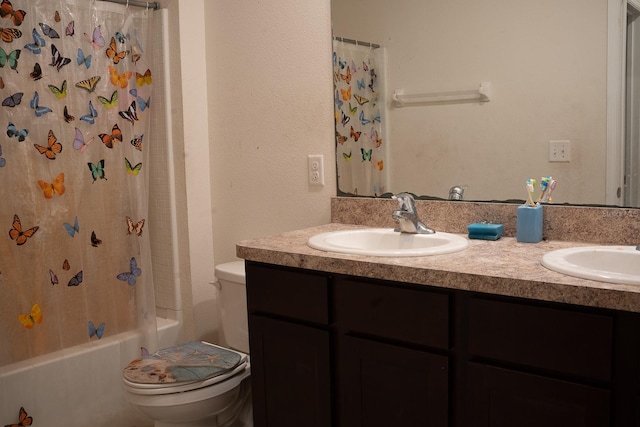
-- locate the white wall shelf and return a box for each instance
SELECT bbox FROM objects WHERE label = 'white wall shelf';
[393,82,492,106]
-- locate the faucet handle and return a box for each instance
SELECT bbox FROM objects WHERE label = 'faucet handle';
[392,192,416,212]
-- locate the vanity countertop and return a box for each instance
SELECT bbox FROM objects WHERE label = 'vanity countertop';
[237,223,640,313]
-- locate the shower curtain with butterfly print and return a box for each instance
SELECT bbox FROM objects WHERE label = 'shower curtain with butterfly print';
[333,39,388,197]
[0,0,158,367]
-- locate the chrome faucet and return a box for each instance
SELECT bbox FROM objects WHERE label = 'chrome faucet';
[391,192,435,234]
[448,185,466,201]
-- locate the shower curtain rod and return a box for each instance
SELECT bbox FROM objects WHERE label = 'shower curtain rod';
[98,0,159,10]
[334,36,380,49]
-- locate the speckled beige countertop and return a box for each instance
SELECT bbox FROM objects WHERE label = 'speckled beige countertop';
[237,222,640,313]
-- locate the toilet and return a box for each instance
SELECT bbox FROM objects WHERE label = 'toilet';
[123,261,251,427]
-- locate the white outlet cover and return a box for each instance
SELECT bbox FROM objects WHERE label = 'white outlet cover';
[549,140,571,162]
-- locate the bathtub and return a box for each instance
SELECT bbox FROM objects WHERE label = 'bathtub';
[0,317,181,426]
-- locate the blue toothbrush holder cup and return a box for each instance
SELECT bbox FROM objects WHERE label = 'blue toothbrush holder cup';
[516,205,543,243]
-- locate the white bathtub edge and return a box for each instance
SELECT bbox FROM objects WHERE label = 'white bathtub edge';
[0,317,182,426]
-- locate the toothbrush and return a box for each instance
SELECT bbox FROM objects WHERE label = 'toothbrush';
[526,179,536,206]
[542,179,557,203]
[538,176,551,203]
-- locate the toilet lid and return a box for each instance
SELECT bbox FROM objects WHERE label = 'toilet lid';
[123,361,250,395]
[123,341,245,387]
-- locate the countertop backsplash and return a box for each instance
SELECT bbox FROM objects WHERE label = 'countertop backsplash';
[331,197,640,245]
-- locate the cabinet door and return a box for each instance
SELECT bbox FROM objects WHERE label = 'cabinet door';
[466,363,610,427]
[337,335,448,427]
[249,315,331,427]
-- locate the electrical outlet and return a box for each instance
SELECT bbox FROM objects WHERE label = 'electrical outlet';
[308,154,325,186]
[549,140,571,162]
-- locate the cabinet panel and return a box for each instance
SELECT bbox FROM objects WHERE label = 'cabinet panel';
[335,277,449,349]
[466,363,610,427]
[248,315,331,427]
[468,296,613,381]
[337,335,448,427]
[246,262,329,324]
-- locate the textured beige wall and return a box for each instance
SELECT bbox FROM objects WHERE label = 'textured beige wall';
[163,0,336,343]
[206,0,336,264]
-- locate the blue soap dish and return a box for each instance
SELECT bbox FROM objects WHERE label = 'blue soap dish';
[467,223,504,240]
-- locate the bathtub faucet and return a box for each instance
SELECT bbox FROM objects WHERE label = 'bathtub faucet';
[391,192,435,234]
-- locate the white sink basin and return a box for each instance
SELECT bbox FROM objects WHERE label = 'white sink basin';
[307,228,468,257]
[542,246,640,285]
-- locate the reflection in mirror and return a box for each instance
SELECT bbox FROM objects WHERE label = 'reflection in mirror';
[333,38,389,196]
[332,0,639,207]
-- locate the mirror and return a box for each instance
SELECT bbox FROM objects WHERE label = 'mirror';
[331,0,638,207]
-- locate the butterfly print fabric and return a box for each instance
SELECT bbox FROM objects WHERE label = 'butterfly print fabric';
[333,38,387,197]
[0,0,158,377]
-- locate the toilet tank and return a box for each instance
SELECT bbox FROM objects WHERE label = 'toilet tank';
[214,261,249,354]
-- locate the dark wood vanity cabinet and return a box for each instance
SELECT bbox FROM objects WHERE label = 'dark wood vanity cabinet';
[334,277,450,427]
[466,297,613,427]
[245,261,640,427]
[246,263,332,427]
[337,335,448,427]
[466,363,610,427]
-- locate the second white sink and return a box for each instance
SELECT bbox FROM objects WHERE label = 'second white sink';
[542,246,640,285]
[307,228,469,257]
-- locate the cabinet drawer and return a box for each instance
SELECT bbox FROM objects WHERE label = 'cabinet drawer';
[335,277,449,349]
[246,262,329,325]
[468,297,613,381]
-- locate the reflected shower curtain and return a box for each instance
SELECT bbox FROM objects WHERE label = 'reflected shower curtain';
[0,0,157,366]
[333,38,388,197]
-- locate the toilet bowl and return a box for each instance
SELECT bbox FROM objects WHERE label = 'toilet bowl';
[123,261,251,427]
